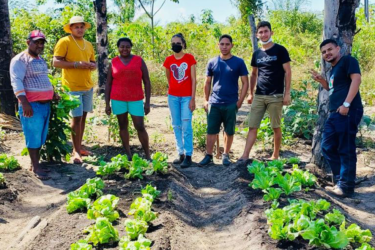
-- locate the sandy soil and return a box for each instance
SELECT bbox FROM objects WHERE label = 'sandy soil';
[0,96,374,250]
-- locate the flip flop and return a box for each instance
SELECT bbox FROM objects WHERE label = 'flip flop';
[80,149,92,156]
[34,171,51,180]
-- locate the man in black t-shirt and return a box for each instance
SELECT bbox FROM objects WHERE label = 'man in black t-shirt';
[238,21,292,162]
[311,39,363,198]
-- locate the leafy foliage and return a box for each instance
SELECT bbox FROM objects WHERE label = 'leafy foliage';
[96,154,130,176]
[324,209,345,226]
[192,108,207,149]
[148,152,168,174]
[0,154,20,171]
[356,243,375,250]
[291,165,317,187]
[141,184,161,201]
[125,154,150,179]
[119,234,151,250]
[340,221,373,244]
[40,77,80,162]
[87,194,120,222]
[70,239,92,250]
[84,217,119,246]
[128,197,157,222]
[124,219,149,240]
[274,173,301,195]
[0,173,5,188]
[66,178,105,213]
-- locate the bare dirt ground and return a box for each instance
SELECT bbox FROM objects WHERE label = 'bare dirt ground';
[0,96,374,250]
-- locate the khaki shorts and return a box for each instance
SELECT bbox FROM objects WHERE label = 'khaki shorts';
[248,94,283,128]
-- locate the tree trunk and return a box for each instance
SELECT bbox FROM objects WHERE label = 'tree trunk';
[0,0,16,116]
[248,14,258,51]
[311,0,360,169]
[94,0,109,94]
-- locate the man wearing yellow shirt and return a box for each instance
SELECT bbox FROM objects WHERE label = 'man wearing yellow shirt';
[53,16,96,164]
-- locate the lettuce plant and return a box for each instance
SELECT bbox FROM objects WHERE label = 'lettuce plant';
[87,194,120,222]
[0,154,20,171]
[247,160,265,175]
[119,234,151,250]
[84,217,119,246]
[128,197,157,222]
[291,165,317,187]
[340,221,373,243]
[141,184,161,201]
[274,173,301,195]
[263,187,283,201]
[151,152,168,174]
[66,178,105,213]
[70,240,92,250]
[124,219,149,240]
[325,209,345,226]
[356,243,375,250]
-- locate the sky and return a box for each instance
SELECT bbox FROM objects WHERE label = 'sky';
[132,0,326,25]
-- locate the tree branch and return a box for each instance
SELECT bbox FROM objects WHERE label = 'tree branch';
[138,0,152,18]
[154,0,167,16]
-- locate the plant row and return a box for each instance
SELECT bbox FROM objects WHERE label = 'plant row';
[247,158,374,250]
[96,152,168,179]
[67,175,161,249]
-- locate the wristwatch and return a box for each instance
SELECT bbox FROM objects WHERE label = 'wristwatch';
[343,102,351,108]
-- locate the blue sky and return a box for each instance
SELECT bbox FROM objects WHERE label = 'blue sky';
[133,0,326,25]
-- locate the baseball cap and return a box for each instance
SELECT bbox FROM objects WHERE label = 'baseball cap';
[27,30,47,42]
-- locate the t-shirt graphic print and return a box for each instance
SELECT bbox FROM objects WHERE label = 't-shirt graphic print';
[163,53,196,97]
[170,62,188,82]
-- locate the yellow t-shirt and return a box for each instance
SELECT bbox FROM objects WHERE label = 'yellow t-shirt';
[54,36,96,91]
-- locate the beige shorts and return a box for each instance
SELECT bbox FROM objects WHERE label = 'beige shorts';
[248,94,283,128]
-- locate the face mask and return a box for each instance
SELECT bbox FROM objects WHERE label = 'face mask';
[172,44,183,53]
[260,37,273,45]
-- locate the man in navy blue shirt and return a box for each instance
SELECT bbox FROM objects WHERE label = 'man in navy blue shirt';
[311,39,363,197]
[199,34,249,166]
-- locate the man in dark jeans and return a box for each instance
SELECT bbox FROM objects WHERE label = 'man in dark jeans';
[311,39,363,197]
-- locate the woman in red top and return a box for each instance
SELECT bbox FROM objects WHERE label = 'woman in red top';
[163,33,197,168]
[105,37,151,160]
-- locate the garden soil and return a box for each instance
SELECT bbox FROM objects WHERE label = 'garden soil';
[0,96,374,250]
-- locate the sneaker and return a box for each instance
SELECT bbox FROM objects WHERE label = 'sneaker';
[222,154,231,166]
[198,154,213,167]
[325,185,353,198]
[181,156,192,168]
[173,154,185,164]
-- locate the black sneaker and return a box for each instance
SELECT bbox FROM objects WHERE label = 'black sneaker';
[173,154,185,164]
[198,154,213,167]
[222,154,231,166]
[181,156,192,168]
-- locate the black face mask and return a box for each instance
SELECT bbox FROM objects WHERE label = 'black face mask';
[172,44,183,53]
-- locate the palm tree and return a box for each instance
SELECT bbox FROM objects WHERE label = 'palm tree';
[0,0,16,116]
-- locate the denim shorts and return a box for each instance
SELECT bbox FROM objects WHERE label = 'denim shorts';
[111,99,144,116]
[69,88,94,117]
[19,102,51,149]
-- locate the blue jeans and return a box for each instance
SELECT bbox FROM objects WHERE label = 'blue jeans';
[19,102,51,149]
[168,95,193,156]
[321,107,363,193]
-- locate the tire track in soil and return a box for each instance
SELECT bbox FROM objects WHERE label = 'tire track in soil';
[149,163,277,250]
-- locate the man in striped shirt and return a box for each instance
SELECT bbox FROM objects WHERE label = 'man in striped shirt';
[10,30,56,180]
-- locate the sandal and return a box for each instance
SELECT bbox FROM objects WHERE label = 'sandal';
[80,149,92,156]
